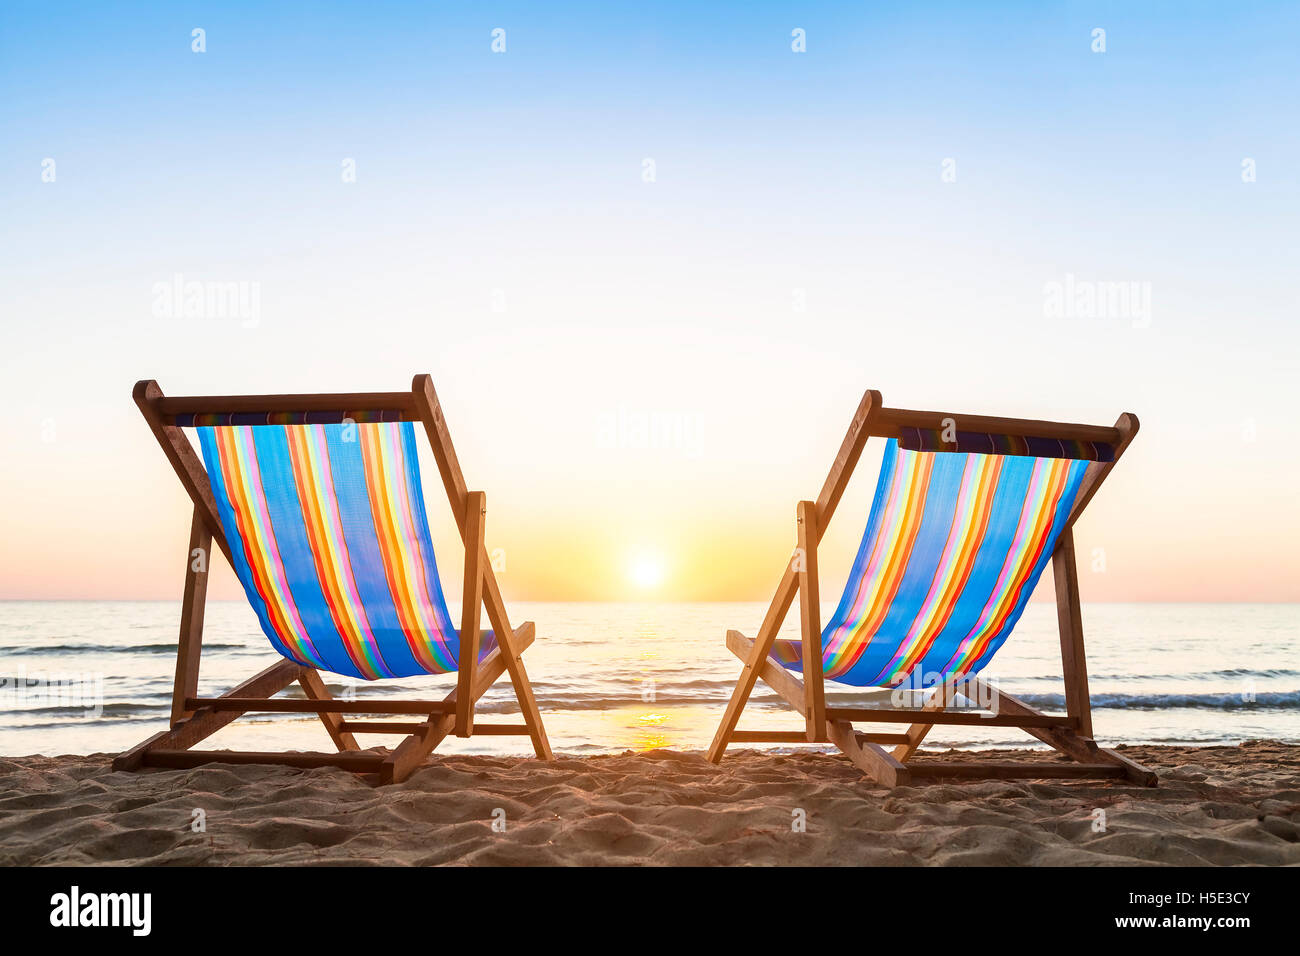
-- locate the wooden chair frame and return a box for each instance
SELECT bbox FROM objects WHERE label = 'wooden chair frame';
[114,374,552,784]
[707,390,1156,787]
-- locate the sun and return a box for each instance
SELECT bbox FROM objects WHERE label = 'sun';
[627,551,666,591]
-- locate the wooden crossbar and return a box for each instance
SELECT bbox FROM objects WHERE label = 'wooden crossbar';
[336,720,533,735]
[871,407,1122,445]
[729,730,912,745]
[143,750,386,772]
[825,707,1077,729]
[465,723,534,735]
[337,721,430,734]
[729,730,818,743]
[185,698,456,715]
[155,391,418,423]
[906,761,1127,780]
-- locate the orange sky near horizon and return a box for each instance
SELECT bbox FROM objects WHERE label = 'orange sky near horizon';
[2,355,1296,605]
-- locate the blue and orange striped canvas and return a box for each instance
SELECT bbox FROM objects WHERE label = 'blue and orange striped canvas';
[196,421,494,680]
[778,439,1088,688]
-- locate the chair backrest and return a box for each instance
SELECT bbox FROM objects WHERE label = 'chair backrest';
[195,419,464,680]
[818,434,1103,687]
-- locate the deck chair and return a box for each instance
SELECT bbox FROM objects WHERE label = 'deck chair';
[708,390,1156,787]
[114,375,551,784]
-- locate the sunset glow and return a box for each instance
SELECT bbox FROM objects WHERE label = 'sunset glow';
[627,552,667,592]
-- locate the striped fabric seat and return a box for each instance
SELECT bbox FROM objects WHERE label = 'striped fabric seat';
[196,421,493,681]
[775,438,1088,687]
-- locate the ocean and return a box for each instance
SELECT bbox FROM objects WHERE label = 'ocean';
[1,601,1296,758]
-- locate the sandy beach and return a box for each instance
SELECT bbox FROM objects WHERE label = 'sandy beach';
[0,740,1296,866]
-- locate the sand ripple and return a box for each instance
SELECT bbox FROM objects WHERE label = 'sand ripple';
[0,742,1297,865]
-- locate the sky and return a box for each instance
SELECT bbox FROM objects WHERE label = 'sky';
[1,2,1297,603]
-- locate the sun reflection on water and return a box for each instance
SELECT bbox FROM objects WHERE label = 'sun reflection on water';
[635,711,671,751]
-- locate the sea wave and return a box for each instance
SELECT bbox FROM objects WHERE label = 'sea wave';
[3,642,251,656]
[1016,690,1300,711]
[1016,668,1300,682]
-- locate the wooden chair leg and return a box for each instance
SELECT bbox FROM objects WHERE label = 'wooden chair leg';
[480,584,552,759]
[1053,529,1093,738]
[378,715,456,784]
[299,669,359,752]
[796,501,826,742]
[708,568,799,762]
[891,678,956,761]
[827,720,911,787]
[171,507,211,727]
[499,649,550,759]
[456,492,485,737]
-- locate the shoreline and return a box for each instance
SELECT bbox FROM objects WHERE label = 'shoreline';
[1,741,1297,866]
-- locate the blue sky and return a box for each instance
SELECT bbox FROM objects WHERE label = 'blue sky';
[1,2,1297,600]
